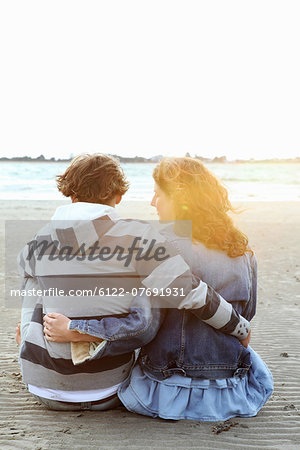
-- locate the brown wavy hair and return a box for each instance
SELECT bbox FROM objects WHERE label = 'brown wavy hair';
[153,157,252,257]
[56,153,129,204]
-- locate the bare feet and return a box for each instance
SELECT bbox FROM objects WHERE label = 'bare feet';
[15,322,21,346]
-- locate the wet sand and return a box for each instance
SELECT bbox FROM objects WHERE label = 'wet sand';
[1,200,300,449]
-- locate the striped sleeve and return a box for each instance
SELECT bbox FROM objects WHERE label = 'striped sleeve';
[17,244,35,278]
[177,284,250,339]
[132,226,250,339]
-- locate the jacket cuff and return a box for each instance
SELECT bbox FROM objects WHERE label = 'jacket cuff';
[69,319,108,340]
[69,319,88,333]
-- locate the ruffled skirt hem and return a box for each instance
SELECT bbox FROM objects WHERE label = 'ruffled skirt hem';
[118,347,273,422]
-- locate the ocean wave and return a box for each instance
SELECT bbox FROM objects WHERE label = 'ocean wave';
[0,161,299,201]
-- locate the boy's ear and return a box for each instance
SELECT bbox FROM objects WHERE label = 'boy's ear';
[115,194,122,205]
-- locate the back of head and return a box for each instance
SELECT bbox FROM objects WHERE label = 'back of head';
[153,157,251,258]
[56,153,129,204]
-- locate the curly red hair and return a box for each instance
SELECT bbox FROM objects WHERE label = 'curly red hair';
[153,157,252,257]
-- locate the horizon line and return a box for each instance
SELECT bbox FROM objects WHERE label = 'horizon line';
[0,154,300,164]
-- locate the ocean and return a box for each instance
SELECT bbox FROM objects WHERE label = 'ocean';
[0,161,299,202]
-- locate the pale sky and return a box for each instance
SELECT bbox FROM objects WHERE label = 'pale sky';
[0,1,299,161]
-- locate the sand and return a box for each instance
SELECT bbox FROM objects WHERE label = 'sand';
[1,199,300,449]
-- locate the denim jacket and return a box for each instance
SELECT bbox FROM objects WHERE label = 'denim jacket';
[70,227,257,380]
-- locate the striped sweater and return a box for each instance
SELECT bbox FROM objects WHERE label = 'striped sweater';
[18,202,250,391]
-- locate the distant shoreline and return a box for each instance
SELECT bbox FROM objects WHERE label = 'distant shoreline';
[1,155,300,164]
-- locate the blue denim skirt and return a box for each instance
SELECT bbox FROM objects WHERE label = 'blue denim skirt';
[118,346,273,421]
